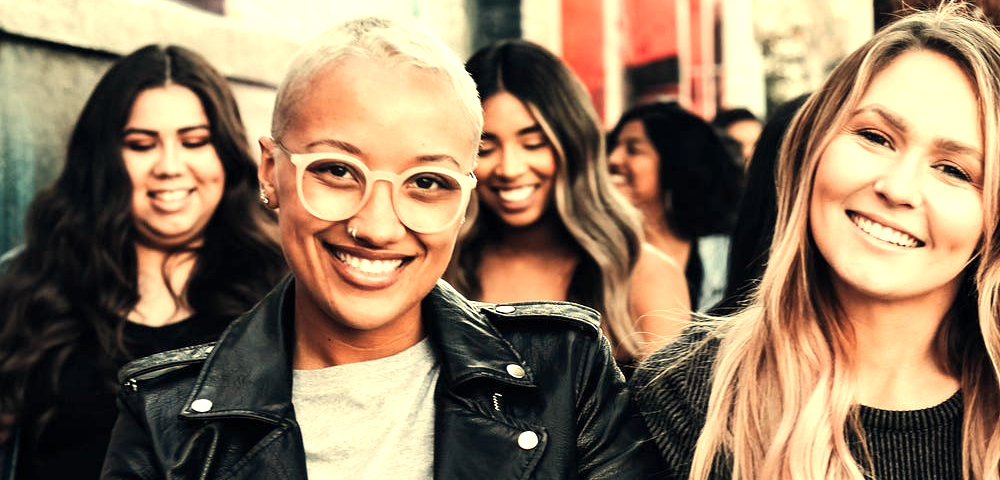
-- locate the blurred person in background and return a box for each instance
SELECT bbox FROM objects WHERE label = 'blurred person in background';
[446,39,690,377]
[710,94,810,316]
[633,5,1000,478]
[607,102,744,312]
[713,107,763,165]
[0,44,286,480]
[101,17,666,479]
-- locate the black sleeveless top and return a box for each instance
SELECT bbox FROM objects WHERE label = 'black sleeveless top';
[15,313,234,480]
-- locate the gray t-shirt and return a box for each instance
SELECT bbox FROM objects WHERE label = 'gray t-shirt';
[292,337,439,480]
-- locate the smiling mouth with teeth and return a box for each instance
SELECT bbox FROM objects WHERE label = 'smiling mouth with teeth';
[334,250,405,275]
[848,213,924,248]
[495,185,535,203]
[150,189,194,202]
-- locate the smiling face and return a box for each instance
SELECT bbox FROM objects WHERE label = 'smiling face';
[476,91,558,228]
[123,84,225,249]
[809,49,984,311]
[259,56,475,344]
[608,119,662,208]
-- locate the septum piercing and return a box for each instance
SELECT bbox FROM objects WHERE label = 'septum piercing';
[349,225,358,241]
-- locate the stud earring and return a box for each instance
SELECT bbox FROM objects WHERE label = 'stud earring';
[259,189,270,205]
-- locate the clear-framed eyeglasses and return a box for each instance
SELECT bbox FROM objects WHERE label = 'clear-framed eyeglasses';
[272,139,477,234]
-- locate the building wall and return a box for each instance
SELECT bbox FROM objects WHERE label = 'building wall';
[562,0,607,119]
[720,0,766,119]
[554,0,874,125]
[0,0,472,253]
[755,0,872,113]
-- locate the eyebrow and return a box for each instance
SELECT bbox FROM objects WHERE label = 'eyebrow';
[122,125,209,137]
[303,138,461,169]
[481,124,545,141]
[854,104,982,160]
[178,125,210,134]
[934,138,983,161]
[854,105,909,134]
[122,128,158,137]
[415,154,462,168]
[303,138,363,156]
[516,124,545,136]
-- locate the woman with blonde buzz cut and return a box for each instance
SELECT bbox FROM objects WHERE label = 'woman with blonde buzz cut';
[632,3,1000,479]
[101,16,666,480]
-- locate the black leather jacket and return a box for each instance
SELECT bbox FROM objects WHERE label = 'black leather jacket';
[101,275,666,479]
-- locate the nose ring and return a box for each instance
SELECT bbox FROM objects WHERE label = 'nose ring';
[348,225,358,241]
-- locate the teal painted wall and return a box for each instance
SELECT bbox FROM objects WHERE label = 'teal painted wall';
[0,37,113,253]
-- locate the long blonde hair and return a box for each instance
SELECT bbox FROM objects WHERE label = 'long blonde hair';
[690,4,1000,479]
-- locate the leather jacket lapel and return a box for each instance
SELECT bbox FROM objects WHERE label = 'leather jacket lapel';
[424,280,536,389]
[426,281,553,479]
[181,275,298,423]
[435,398,548,479]
[169,275,307,479]
[175,420,307,480]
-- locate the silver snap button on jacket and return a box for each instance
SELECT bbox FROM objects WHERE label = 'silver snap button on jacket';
[518,431,539,450]
[191,398,213,412]
[506,364,526,379]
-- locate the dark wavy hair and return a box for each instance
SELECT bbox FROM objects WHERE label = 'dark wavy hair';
[712,107,761,129]
[608,102,744,307]
[446,39,646,356]
[711,94,810,316]
[609,101,744,240]
[0,45,286,437]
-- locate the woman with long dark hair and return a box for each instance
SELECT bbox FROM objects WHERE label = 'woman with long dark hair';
[0,45,286,479]
[607,102,745,312]
[447,40,690,373]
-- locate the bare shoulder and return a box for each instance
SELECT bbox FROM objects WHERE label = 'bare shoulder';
[633,243,688,303]
[636,242,682,273]
[629,243,692,355]
[629,243,691,313]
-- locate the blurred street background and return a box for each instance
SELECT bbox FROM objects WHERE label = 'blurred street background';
[0,0,923,252]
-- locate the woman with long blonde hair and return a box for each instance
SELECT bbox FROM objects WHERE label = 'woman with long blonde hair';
[631,4,1000,479]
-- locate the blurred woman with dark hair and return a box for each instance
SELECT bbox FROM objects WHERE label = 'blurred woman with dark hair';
[711,94,810,316]
[608,102,744,311]
[0,44,286,479]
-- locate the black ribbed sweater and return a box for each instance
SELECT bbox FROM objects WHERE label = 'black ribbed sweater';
[629,326,963,480]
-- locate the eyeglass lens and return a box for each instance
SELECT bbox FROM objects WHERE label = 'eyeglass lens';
[299,157,467,233]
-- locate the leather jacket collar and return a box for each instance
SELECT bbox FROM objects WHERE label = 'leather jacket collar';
[177,274,538,424]
[106,273,667,479]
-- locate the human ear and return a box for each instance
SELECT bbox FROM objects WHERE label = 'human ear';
[258,136,280,209]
